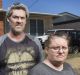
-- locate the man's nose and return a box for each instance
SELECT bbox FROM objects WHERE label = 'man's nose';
[18,18,22,22]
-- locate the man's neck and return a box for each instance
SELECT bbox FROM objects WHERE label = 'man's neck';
[8,31,26,42]
[43,59,63,71]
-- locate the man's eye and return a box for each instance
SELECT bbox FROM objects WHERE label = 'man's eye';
[21,17,25,19]
[13,16,18,19]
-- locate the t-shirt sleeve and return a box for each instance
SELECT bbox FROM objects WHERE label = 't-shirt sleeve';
[34,37,44,61]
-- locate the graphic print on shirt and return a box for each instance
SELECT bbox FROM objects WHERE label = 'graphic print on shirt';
[5,45,35,75]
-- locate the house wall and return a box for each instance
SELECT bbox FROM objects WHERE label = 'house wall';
[0,0,4,36]
[29,14,53,34]
[2,13,54,36]
[44,16,53,33]
[0,21,4,35]
[0,0,2,8]
[0,11,6,36]
[53,20,80,30]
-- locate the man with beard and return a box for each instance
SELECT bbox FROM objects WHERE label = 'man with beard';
[0,3,43,75]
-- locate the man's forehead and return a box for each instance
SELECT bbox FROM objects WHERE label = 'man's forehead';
[11,10,26,16]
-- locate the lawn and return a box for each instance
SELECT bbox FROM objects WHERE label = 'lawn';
[66,53,80,75]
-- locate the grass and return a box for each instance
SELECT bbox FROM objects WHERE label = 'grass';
[66,53,80,75]
[67,53,80,59]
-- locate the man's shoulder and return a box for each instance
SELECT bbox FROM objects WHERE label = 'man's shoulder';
[0,34,7,39]
[26,34,40,43]
[0,34,8,45]
[26,34,35,40]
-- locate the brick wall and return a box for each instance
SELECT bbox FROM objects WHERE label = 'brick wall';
[0,0,2,8]
[0,21,4,35]
[0,11,6,36]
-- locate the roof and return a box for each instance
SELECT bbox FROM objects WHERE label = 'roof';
[0,9,6,12]
[53,12,80,23]
[30,12,60,17]
[30,12,57,16]
[0,9,60,18]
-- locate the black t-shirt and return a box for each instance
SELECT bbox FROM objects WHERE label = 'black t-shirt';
[0,36,41,75]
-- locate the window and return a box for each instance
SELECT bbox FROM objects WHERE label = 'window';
[30,19,44,36]
[30,19,36,35]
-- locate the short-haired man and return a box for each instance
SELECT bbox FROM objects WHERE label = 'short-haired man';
[0,3,43,75]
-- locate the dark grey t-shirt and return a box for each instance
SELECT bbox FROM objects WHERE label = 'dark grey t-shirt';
[28,62,76,75]
[0,36,41,75]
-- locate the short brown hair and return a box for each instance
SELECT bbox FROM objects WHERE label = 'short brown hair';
[44,31,70,48]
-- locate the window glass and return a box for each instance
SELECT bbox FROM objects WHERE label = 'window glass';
[30,19,36,35]
[30,19,44,36]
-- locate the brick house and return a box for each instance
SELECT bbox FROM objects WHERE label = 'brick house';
[0,0,6,35]
[53,12,80,30]
[0,0,59,36]
[1,1,80,36]
[0,11,59,36]
[0,0,60,36]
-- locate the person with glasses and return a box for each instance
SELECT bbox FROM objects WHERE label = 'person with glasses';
[28,31,76,75]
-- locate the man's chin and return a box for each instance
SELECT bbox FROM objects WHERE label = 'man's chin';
[12,30,23,35]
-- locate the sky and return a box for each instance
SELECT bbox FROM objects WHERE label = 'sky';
[2,0,80,16]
